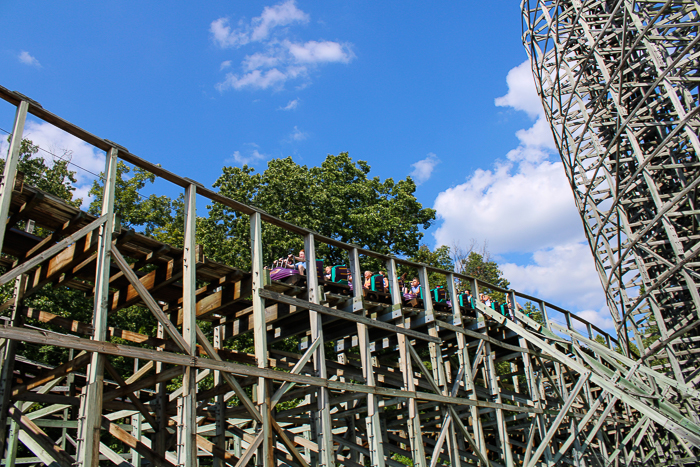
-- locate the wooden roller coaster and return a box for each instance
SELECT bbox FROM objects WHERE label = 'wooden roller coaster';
[0,84,699,467]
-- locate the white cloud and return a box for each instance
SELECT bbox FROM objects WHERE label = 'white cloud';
[410,153,440,185]
[210,18,250,49]
[289,126,307,141]
[434,59,609,327]
[494,60,543,118]
[226,143,268,166]
[243,51,282,71]
[251,0,309,41]
[502,242,604,309]
[210,1,308,49]
[433,158,581,254]
[0,139,9,159]
[576,309,616,333]
[515,115,556,149]
[72,185,94,208]
[279,98,299,110]
[286,40,354,64]
[212,2,353,92]
[217,68,289,91]
[3,120,104,207]
[18,51,41,68]
[22,121,105,178]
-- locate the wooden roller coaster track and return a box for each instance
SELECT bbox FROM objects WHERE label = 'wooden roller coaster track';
[0,81,698,466]
[523,0,700,463]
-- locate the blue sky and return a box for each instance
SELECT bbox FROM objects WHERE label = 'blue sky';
[0,1,613,331]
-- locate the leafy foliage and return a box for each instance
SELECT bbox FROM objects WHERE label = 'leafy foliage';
[1,138,81,207]
[200,153,436,270]
[89,161,177,240]
[407,244,453,289]
[4,143,523,461]
[1,139,90,368]
[458,252,510,302]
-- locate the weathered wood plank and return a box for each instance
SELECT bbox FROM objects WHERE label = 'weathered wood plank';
[0,326,542,414]
[102,416,176,467]
[259,289,440,344]
[8,405,75,467]
[11,351,90,398]
[0,214,106,287]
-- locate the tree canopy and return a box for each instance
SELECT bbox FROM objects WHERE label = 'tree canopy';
[451,242,511,302]
[1,138,81,207]
[88,161,179,241]
[200,153,436,270]
[1,138,91,367]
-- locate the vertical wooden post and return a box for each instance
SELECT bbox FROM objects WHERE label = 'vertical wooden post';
[483,340,515,467]
[178,183,198,467]
[250,212,272,465]
[77,147,118,467]
[305,234,334,466]
[0,217,33,463]
[0,107,32,462]
[539,301,550,330]
[516,297,549,466]
[418,266,444,387]
[132,359,142,467]
[349,248,385,467]
[471,278,482,323]
[387,258,426,467]
[509,291,521,395]
[446,273,485,458]
[0,100,28,252]
[154,322,168,456]
[213,325,225,467]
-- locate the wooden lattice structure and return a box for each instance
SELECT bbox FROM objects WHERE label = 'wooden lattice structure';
[1,85,699,467]
[522,0,700,459]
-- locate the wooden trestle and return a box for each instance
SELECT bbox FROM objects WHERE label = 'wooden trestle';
[1,86,700,466]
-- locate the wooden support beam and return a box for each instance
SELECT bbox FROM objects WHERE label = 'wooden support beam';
[250,211,273,465]
[195,276,252,320]
[269,336,321,409]
[109,251,187,314]
[0,214,107,288]
[6,191,44,229]
[196,325,261,422]
[526,372,591,467]
[2,325,548,411]
[76,147,118,467]
[111,245,190,353]
[388,257,426,467]
[108,243,171,285]
[271,418,311,467]
[8,405,75,467]
[11,351,90,398]
[259,288,439,344]
[102,416,176,467]
[177,183,198,467]
[0,223,32,462]
[196,432,240,467]
[19,305,182,353]
[305,233,334,467]
[103,359,159,429]
[356,248,385,467]
[0,100,29,253]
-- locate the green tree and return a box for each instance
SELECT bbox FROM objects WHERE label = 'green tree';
[201,153,436,270]
[1,138,81,207]
[523,301,543,324]
[456,252,510,303]
[88,161,176,239]
[408,244,453,289]
[1,139,90,369]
